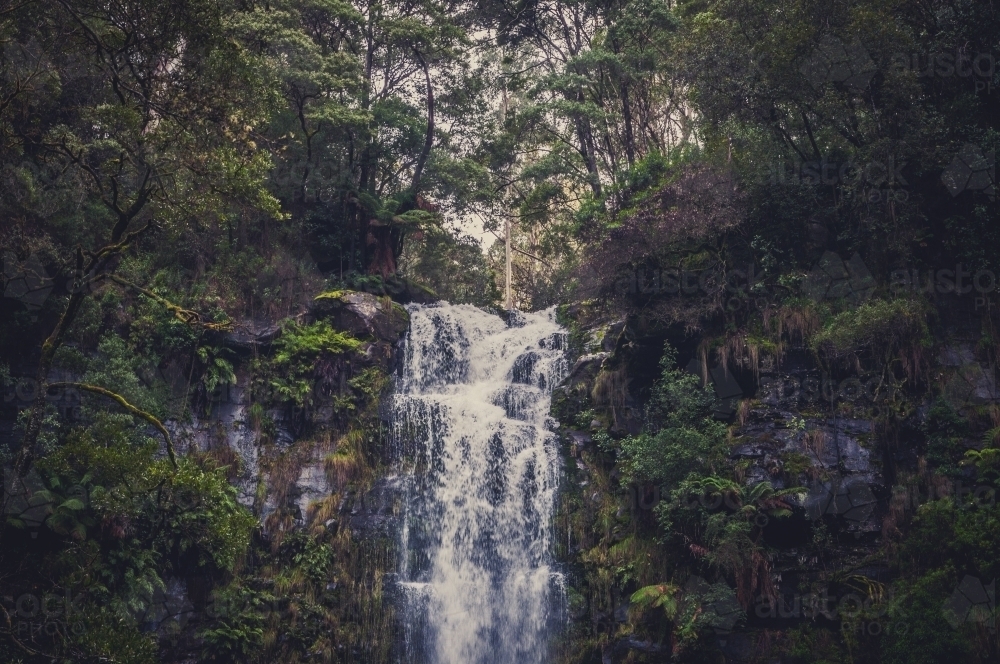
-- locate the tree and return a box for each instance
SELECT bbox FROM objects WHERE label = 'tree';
[1,0,279,472]
[233,0,477,277]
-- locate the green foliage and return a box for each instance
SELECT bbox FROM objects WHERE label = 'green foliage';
[0,410,258,661]
[3,0,1000,661]
[630,583,680,617]
[810,298,929,362]
[273,321,361,365]
[923,398,970,475]
[34,470,96,540]
[618,343,727,486]
[152,457,257,571]
[83,334,168,421]
[348,367,389,408]
[71,607,159,664]
[398,230,500,307]
[198,345,238,396]
[267,320,361,406]
[897,498,1000,582]
[285,531,335,584]
[882,569,971,664]
[199,583,270,663]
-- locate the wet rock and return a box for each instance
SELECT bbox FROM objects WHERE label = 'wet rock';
[803,476,878,529]
[362,340,397,372]
[565,352,608,387]
[382,275,438,304]
[136,577,196,637]
[567,430,591,457]
[294,463,333,525]
[347,475,404,538]
[718,632,755,662]
[221,320,281,353]
[538,332,564,350]
[936,342,1000,411]
[602,320,627,353]
[684,358,745,419]
[510,351,540,384]
[167,384,259,508]
[939,344,977,366]
[613,601,630,623]
[311,290,410,341]
[603,635,663,663]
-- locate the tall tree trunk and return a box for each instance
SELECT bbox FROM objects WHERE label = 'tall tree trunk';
[575,115,603,197]
[410,49,434,193]
[621,80,635,167]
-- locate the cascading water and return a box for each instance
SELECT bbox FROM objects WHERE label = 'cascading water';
[390,303,568,664]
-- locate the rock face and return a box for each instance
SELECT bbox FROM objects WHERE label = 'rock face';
[733,407,880,533]
[220,320,282,353]
[550,302,1000,663]
[165,290,411,532]
[168,384,261,508]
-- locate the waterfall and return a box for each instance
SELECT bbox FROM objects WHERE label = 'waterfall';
[390,303,568,664]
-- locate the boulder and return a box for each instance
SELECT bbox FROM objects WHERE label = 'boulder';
[220,320,281,353]
[311,290,410,342]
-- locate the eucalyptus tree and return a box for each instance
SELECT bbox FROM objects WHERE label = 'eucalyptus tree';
[671,0,1000,273]
[465,0,690,306]
[233,0,483,277]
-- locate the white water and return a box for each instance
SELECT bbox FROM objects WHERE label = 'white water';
[391,303,568,664]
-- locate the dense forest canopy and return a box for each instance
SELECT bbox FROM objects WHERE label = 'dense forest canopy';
[1,0,999,661]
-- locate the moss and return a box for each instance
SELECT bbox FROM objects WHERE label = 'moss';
[780,451,815,480]
[314,289,350,301]
[273,320,361,362]
[810,297,930,360]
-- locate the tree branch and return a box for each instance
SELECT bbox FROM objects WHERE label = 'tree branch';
[50,382,177,468]
[106,275,233,331]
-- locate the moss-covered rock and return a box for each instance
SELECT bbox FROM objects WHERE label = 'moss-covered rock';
[311,290,410,342]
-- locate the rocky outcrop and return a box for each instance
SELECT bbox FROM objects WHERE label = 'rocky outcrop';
[311,290,410,341]
[163,290,412,534]
[220,320,282,353]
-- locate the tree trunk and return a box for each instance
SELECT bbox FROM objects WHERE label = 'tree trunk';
[621,80,635,167]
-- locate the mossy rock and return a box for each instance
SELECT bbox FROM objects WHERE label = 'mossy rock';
[311,290,409,342]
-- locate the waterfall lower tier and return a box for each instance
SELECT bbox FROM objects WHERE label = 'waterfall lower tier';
[390,303,568,664]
